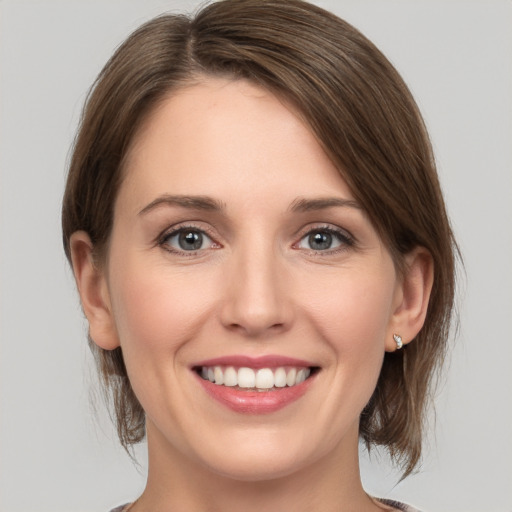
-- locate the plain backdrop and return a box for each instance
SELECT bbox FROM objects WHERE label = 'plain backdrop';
[1,1,511,511]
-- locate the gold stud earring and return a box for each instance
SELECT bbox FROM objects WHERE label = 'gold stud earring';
[393,334,403,350]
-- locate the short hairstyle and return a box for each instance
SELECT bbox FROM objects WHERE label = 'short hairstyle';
[62,0,457,477]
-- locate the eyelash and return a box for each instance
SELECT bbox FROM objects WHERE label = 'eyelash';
[293,225,355,255]
[158,224,220,256]
[157,223,355,256]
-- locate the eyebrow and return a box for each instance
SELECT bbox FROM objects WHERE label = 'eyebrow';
[138,194,361,216]
[138,194,225,216]
[289,197,362,212]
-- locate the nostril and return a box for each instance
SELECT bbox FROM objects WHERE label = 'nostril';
[225,319,287,337]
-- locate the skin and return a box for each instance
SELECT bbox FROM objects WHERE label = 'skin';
[71,78,433,512]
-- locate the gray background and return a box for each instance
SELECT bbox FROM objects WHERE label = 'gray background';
[1,1,511,511]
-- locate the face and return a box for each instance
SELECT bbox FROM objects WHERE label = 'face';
[102,78,403,480]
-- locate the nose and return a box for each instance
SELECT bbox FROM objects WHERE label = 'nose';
[219,245,294,338]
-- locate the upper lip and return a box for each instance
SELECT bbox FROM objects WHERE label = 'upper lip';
[192,355,317,369]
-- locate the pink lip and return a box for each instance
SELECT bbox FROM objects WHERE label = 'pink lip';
[192,354,315,369]
[192,355,318,414]
[195,375,315,414]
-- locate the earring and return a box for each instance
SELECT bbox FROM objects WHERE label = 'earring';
[393,334,403,350]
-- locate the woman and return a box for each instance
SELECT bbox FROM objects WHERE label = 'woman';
[62,1,456,510]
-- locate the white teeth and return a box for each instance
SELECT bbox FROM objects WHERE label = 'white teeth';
[255,368,274,389]
[200,365,313,389]
[214,366,224,385]
[238,367,256,388]
[286,368,297,387]
[274,367,287,388]
[223,366,237,386]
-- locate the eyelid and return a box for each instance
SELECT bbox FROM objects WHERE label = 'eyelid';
[293,223,356,253]
[157,222,221,254]
[155,221,355,256]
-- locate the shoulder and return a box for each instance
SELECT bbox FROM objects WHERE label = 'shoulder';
[109,501,421,512]
[377,498,422,512]
[109,500,420,512]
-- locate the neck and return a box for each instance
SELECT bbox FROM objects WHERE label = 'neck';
[132,421,380,512]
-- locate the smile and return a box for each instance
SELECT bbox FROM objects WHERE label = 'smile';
[193,356,319,414]
[198,365,312,391]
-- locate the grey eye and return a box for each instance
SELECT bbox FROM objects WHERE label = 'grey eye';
[164,229,213,251]
[178,231,204,250]
[308,232,333,250]
[297,229,347,251]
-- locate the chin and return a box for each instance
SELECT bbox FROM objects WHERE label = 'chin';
[184,426,329,483]
[202,451,311,483]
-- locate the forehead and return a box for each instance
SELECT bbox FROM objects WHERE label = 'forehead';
[119,77,354,213]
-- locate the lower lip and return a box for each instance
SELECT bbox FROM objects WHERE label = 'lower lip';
[195,372,315,414]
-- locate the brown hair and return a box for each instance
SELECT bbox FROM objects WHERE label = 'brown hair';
[62,0,457,477]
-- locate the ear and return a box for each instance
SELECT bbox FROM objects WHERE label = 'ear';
[69,231,120,350]
[386,246,434,352]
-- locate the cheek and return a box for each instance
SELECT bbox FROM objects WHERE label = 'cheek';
[299,263,397,417]
[304,268,396,350]
[108,258,219,358]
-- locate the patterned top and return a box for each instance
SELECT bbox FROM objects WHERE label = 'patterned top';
[110,498,420,511]
[379,499,420,511]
